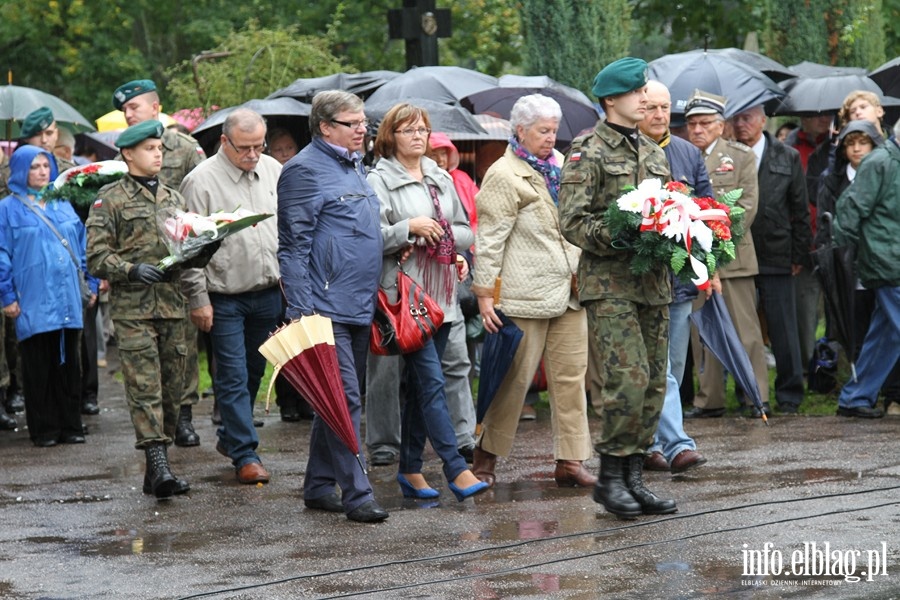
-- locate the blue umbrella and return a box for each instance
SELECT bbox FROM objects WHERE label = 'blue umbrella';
[476,309,524,430]
[689,293,768,424]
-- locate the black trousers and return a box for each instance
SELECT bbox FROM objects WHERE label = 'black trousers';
[20,329,83,443]
[81,302,99,402]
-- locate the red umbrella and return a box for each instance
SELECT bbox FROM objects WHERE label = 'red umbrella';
[259,315,365,472]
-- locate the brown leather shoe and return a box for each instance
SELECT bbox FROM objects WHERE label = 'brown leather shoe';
[643,451,670,471]
[554,460,598,487]
[237,462,270,484]
[670,449,707,474]
[472,446,496,487]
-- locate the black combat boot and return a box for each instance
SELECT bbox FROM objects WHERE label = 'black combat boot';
[174,405,200,447]
[142,469,191,496]
[624,454,677,515]
[593,455,642,518]
[144,443,179,499]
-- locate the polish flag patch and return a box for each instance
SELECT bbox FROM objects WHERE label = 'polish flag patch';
[93,198,103,208]
[570,152,581,162]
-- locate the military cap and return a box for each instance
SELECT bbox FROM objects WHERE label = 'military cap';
[113,79,157,110]
[20,106,55,139]
[591,57,649,99]
[115,120,165,149]
[684,89,727,118]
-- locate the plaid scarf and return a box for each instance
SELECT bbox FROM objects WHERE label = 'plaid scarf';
[509,136,561,204]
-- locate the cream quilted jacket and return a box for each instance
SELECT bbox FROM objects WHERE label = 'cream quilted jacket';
[472,147,581,318]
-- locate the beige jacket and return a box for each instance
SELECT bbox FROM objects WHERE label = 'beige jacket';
[473,147,580,319]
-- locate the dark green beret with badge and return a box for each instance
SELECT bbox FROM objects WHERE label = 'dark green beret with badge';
[20,106,55,139]
[116,120,165,149]
[591,57,650,99]
[112,79,157,110]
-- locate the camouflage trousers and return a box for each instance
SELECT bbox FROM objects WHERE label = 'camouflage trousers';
[586,298,669,457]
[115,318,188,449]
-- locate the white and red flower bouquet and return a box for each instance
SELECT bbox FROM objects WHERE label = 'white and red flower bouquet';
[44,161,129,208]
[604,179,745,289]
[157,207,273,269]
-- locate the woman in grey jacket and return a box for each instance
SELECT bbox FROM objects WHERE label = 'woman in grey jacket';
[367,103,487,502]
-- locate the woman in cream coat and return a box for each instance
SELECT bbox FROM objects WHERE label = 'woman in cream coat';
[472,94,595,489]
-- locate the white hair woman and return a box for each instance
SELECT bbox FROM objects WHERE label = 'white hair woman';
[471,94,595,489]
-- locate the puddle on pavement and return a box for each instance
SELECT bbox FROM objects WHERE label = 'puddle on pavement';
[86,528,207,557]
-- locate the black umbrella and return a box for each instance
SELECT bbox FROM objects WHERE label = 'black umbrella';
[869,56,900,98]
[810,213,858,382]
[366,66,498,106]
[789,61,867,78]
[707,48,797,83]
[191,97,312,156]
[267,71,400,102]
[689,293,768,424]
[365,98,488,138]
[461,75,599,149]
[475,309,524,433]
[648,51,786,117]
[772,74,900,116]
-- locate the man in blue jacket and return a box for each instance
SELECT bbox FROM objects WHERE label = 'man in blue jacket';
[277,90,388,523]
[833,119,900,419]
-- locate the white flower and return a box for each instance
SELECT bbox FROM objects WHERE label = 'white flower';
[617,179,663,213]
[690,221,714,252]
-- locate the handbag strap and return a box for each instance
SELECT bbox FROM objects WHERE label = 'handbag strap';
[14,194,81,271]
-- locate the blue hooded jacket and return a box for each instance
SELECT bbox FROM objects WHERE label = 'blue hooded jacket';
[0,145,90,341]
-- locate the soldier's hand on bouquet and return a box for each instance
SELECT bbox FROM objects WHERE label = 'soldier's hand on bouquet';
[128,263,166,285]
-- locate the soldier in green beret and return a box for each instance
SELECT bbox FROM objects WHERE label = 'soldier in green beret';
[19,106,78,173]
[86,120,218,499]
[558,57,677,519]
[112,78,208,446]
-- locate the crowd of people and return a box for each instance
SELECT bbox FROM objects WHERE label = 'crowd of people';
[1,58,898,522]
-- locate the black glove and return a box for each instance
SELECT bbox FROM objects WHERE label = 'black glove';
[199,239,223,260]
[128,263,166,284]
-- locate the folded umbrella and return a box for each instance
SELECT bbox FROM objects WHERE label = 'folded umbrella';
[259,315,366,473]
[689,293,767,424]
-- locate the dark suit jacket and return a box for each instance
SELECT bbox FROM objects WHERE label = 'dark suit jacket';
[751,131,811,274]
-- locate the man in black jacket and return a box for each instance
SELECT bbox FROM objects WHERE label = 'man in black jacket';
[731,105,811,414]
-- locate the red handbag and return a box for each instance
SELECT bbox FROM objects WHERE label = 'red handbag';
[370,269,445,355]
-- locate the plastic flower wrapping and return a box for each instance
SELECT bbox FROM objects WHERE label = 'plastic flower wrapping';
[604,179,745,289]
[43,161,129,208]
[156,207,273,269]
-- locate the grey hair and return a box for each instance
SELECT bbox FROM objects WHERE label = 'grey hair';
[309,90,364,137]
[56,127,75,150]
[222,108,266,137]
[509,94,562,131]
[894,117,900,139]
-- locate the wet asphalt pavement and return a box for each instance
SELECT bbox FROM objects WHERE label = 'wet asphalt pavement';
[1,347,899,600]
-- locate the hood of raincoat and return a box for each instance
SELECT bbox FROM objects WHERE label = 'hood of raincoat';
[7,144,59,198]
[428,132,460,171]
[834,119,885,172]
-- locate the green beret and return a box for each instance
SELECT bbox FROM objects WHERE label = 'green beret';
[20,106,55,139]
[115,120,165,149]
[112,79,157,110]
[591,57,649,99]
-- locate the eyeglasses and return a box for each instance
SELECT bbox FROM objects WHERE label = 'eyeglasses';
[395,127,431,137]
[686,119,720,129]
[331,118,369,130]
[225,136,267,155]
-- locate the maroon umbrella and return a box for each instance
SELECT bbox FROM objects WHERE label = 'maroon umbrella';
[259,315,365,472]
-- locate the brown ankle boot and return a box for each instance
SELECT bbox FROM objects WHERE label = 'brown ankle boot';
[472,446,497,487]
[554,460,598,487]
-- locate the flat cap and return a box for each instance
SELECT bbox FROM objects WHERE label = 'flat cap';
[115,120,164,149]
[113,79,157,110]
[591,57,649,99]
[684,89,727,118]
[20,106,55,139]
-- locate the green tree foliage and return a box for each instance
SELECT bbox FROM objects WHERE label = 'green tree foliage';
[630,0,763,56]
[165,21,347,111]
[444,0,523,75]
[884,0,900,58]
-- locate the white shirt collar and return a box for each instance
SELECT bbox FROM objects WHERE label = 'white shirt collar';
[750,135,766,169]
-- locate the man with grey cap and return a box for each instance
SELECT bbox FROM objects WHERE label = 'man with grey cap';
[559,57,676,519]
[113,78,207,446]
[683,90,770,419]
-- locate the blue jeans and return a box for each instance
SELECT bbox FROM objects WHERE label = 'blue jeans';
[650,299,696,461]
[209,288,281,468]
[399,324,468,483]
[838,286,900,409]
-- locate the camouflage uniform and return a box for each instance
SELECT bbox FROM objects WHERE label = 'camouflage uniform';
[85,175,194,449]
[558,120,672,457]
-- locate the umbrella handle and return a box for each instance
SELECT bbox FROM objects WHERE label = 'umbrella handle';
[355,454,368,475]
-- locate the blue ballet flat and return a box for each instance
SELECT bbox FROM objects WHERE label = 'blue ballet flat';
[397,474,440,499]
[448,480,489,502]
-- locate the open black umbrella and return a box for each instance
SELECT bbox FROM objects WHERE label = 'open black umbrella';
[772,74,900,116]
[365,97,488,138]
[267,71,400,102]
[461,75,599,150]
[475,309,524,434]
[789,61,867,78]
[366,66,498,106]
[690,293,768,424]
[707,48,797,83]
[869,56,900,98]
[648,51,786,117]
[191,97,312,156]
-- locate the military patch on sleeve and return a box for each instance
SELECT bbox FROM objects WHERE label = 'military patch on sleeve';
[570,152,581,162]
[93,198,103,208]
